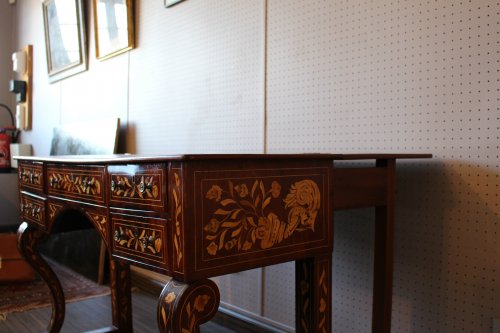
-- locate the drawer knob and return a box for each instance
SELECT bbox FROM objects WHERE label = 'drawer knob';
[111,180,124,192]
[30,172,39,183]
[114,229,125,242]
[82,178,94,192]
[139,179,153,194]
[50,177,59,187]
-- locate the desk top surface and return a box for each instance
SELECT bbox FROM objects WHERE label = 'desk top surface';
[15,153,432,164]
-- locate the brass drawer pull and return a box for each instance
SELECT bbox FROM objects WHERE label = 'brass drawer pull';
[139,179,153,194]
[110,180,124,192]
[81,178,95,192]
[49,177,59,187]
[20,171,40,183]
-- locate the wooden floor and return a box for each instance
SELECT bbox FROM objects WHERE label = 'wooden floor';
[0,289,274,333]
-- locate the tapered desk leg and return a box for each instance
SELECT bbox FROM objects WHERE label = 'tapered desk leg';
[372,159,396,333]
[109,259,133,332]
[296,254,332,333]
[157,279,220,333]
[17,222,65,333]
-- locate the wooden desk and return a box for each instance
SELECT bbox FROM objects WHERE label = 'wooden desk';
[15,154,430,333]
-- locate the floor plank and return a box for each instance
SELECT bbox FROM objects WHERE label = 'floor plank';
[0,289,273,333]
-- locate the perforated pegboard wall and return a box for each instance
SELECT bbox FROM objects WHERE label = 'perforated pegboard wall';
[262,262,295,331]
[128,0,265,154]
[10,0,499,331]
[267,0,499,332]
[212,268,262,317]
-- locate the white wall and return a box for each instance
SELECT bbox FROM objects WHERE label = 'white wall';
[8,0,500,332]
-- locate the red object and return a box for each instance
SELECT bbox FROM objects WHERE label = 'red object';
[0,233,36,282]
[0,132,11,170]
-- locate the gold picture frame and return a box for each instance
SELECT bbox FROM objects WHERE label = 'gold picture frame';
[42,0,88,83]
[93,0,134,60]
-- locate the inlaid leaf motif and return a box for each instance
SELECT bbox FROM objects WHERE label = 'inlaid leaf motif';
[112,174,159,200]
[114,225,162,255]
[172,172,183,268]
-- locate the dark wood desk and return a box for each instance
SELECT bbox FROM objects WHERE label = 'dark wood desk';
[15,154,430,333]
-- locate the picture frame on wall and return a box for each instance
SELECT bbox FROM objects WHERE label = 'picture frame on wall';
[42,0,87,83]
[93,0,135,60]
[165,0,185,8]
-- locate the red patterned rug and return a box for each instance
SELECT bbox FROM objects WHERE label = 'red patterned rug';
[0,259,110,316]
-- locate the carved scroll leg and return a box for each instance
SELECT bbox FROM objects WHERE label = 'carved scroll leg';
[157,279,220,333]
[17,222,65,333]
[296,254,332,333]
[109,258,133,332]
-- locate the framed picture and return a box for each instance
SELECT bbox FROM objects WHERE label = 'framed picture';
[42,0,87,83]
[165,0,185,7]
[93,0,134,60]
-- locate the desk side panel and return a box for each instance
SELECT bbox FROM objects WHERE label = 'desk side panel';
[183,158,333,281]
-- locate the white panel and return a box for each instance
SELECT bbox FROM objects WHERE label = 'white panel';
[13,0,61,156]
[212,268,262,315]
[128,0,265,154]
[267,0,500,332]
[0,1,14,127]
[263,262,295,331]
[60,56,128,126]
[60,3,128,136]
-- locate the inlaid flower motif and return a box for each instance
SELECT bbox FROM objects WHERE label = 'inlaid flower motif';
[193,294,210,312]
[206,185,223,202]
[207,241,218,255]
[204,218,220,234]
[165,292,176,304]
[271,181,281,198]
[234,184,249,197]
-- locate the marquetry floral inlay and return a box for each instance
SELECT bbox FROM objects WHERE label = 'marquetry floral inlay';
[19,167,42,186]
[48,204,61,221]
[160,292,211,333]
[204,179,320,255]
[318,267,328,333]
[49,173,102,196]
[87,213,108,239]
[20,198,44,223]
[111,175,159,199]
[172,172,183,269]
[114,226,162,255]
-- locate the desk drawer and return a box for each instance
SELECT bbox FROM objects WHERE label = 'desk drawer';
[18,162,44,193]
[111,214,168,270]
[47,165,105,205]
[108,164,166,211]
[20,193,46,229]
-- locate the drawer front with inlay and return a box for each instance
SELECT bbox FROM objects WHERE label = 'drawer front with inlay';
[108,164,166,211]
[18,162,44,193]
[111,214,168,270]
[47,165,105,205]
[20,193,46,229]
